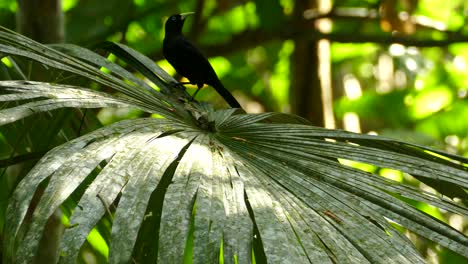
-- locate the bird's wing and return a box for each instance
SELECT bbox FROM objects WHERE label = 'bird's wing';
[177,36,211,64]
[170,36,217,81]
[164,35,242,108]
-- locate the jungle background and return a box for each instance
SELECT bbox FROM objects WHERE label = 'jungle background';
[0,0,467,263]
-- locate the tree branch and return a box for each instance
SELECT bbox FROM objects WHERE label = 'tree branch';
[77,5,467,59]
[307,7,466,35]
[149,23,468,61]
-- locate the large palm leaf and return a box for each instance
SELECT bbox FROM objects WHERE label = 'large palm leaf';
[0,26,467,263]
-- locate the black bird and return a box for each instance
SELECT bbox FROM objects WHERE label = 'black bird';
[163,12,241,108]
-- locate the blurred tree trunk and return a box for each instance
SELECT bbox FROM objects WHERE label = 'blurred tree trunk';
[15,1,65,263]
[290,0,334,128]
[16,0,64,43]
[291,35,323,125]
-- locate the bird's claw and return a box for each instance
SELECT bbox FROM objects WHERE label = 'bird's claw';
[168,81,186,90]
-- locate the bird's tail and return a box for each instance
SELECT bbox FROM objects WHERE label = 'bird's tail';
[211,78,242,108]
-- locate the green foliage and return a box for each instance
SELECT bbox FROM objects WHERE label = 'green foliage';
[1,25,468,263]
[254,0,283,31]
[1,0,468,263]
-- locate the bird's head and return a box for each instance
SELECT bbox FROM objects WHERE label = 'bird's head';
[165,12,195,35]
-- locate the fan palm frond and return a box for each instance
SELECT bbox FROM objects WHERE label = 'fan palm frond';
[0,26,466,263]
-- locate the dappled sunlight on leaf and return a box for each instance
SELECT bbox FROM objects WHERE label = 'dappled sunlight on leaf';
[409,86,453,119]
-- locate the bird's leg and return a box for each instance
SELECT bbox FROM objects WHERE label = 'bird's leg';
[190,84,203,101]
[172,81,201,101]
[175,81,200,100]
[168,81,186,90]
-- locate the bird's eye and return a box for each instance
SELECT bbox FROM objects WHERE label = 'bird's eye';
[171,16,177,21]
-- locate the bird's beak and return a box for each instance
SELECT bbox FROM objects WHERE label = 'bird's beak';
[180,12,195,20]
